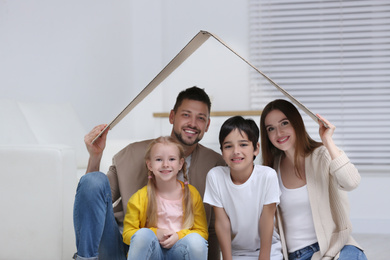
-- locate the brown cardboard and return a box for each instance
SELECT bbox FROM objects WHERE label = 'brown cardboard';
[92,30,327,144]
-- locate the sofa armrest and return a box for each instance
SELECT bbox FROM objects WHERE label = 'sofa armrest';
[0,145,77,260]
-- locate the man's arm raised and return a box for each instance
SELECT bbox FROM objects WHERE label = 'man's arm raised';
[84,124,108,174]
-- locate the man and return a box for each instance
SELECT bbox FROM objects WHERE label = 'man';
[73,86,225,260]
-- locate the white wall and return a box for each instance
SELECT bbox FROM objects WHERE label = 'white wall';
[349,172,390,234]
[0,0,249,140]
[1,0,389,235]
[119,0,250,140]
[0,1,136,132]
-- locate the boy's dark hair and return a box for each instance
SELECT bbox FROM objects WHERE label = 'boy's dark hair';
[173,86,211,114]
[219,116,260,160]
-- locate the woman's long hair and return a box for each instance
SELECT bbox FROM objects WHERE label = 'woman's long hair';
[144,136,194,229]
[260,99,322,178]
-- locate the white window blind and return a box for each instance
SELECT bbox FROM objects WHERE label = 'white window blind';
[249,0,390,172]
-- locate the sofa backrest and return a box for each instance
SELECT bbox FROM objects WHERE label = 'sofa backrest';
[0,99,38,145]
[1,99,88,169]
[18,101,89,169]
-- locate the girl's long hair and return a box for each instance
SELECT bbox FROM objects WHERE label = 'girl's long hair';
[260,99,322,178]
[144,136,194,229]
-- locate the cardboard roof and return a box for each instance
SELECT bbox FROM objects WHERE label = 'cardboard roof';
[92,30,327,143]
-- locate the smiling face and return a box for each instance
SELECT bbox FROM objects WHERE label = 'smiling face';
[221,128,259,176]
[169,99,210,147]
[146,142,184,184]
[264,109,297,153]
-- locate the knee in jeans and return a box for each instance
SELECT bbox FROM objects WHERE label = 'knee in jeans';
[132,228,156,242]
[130,228,159,252]
[184,233,207,253]
[77,172,109,197]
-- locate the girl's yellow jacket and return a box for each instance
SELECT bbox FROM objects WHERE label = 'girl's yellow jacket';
[123,181,208,245]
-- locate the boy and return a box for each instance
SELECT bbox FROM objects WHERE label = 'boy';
[203,116,283,260]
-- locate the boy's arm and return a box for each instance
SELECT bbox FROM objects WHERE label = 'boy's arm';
[213,206,232,260]
[258,203,277,260]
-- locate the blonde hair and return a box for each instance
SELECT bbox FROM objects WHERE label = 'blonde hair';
[144,136,194,229]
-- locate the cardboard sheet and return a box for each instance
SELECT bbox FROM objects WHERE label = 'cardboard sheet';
[92,30,327,144]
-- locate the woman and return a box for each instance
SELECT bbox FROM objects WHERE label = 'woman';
[259,99,367,260]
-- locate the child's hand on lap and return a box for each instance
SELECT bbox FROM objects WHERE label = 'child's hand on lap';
[157,229,179,249]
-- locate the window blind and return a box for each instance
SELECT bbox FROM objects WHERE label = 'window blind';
[249,0,390,171]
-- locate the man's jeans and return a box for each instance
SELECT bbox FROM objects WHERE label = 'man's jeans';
[127,228,208,260]
[73,172,129,260]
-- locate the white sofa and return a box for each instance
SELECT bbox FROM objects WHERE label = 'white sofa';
[0,99,133,259]
[0,145,77,259]
[0,100,87,260]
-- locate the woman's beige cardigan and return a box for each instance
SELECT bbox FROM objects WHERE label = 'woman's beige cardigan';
[275,146,363,260]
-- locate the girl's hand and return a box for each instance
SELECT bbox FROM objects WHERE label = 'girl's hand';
[158,230,179,249]
[156,228,170,241]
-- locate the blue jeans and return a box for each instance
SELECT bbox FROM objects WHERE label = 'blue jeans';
[73,172,129,260]
[339,245,367,260]
[288,242,367,260]
[288,242,319,260]
[127,228,208,260]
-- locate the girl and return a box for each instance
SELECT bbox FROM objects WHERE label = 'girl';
[260,99,367,260]
[204,116,283,260]
[122,136,208,260]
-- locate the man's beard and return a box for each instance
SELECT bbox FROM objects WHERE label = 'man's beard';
[173,129,201,147]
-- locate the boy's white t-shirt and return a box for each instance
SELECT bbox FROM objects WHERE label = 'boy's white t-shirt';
[204,165,283,259]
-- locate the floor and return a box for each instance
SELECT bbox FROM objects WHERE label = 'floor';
[218,233,389,259]
[353,233,390,259]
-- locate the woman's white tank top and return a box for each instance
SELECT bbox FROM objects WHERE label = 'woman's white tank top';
[277,169,318,253]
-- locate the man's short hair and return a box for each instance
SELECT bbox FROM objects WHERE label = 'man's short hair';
[173,86,211,114]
